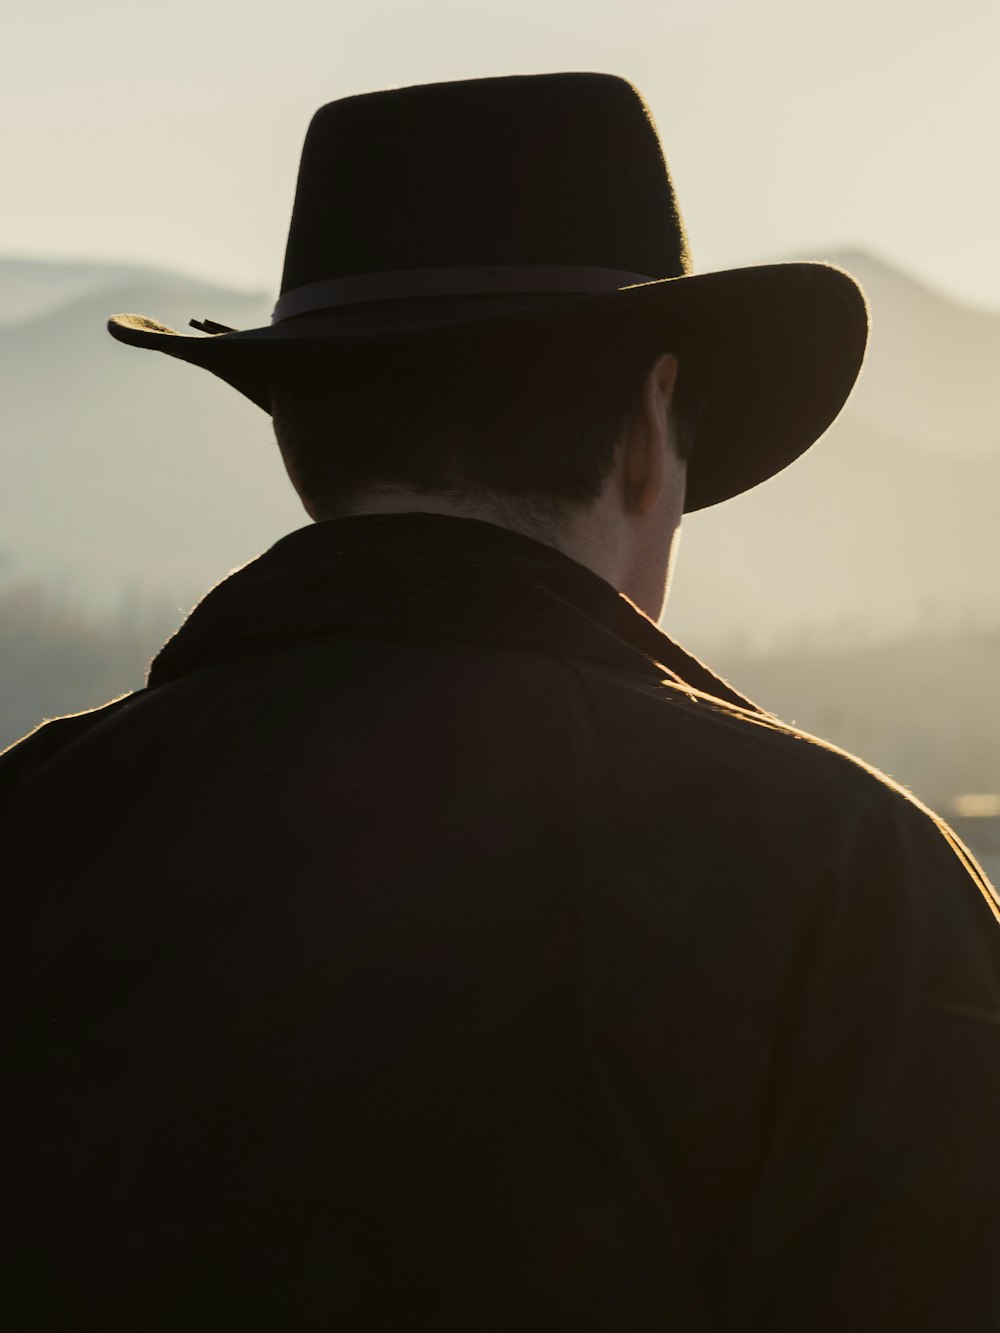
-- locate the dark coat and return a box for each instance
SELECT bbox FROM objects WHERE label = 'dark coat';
[2,513,999,1332]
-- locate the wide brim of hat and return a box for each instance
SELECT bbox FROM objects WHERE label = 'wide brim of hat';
[107,261,868,513]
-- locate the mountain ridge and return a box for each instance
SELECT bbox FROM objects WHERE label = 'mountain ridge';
[0,254,269,328]
[2,248,998,654]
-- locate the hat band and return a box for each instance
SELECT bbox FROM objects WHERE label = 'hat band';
[271,264,654,324]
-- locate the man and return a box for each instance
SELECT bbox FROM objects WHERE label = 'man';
[2,73,999,1332]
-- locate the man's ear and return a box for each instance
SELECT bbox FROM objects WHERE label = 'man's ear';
[622,353,678,514]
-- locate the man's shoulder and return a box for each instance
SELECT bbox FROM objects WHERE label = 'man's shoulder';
[578,655,943,837]
[0,693,140,815]
[578,657,999,922]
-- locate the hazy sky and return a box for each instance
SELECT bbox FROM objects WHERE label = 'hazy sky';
[5,0,1000,305]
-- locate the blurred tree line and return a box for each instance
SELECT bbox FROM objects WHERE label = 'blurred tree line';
[715,630,1000,809]
[2,575,998,814]
[0,578,182,753]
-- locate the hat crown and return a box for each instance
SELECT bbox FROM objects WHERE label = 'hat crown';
[107,70,868,516]
[279,73,692,296]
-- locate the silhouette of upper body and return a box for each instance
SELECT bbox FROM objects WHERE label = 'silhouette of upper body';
[2,511,999,1332]
[5,69,1000,1333]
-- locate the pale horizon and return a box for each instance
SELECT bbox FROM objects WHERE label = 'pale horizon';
[4,239,999,319]
[5,0,1000,308]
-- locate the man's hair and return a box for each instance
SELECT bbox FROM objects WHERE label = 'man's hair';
[269,315,701,526]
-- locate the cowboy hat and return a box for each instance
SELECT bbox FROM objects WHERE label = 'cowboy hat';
[107,72,869,513]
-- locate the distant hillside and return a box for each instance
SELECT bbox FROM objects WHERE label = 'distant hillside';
[1,249,999,656]
[713,624,1000,810]
[808,249,1000,458]
[668,413,1000,651]
[0,254,268,328]
[0,263,302,605]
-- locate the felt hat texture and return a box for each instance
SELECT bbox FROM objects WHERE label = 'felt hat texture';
[108,72,869,512]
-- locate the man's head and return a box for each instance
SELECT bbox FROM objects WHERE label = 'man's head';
[109,74,868,526]
[269,319,699,620]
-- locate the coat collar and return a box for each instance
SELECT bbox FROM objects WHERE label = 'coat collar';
[147,513,763,714]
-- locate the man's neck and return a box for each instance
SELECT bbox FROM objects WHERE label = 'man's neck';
[332,489,563,547]
[322,486,656,616]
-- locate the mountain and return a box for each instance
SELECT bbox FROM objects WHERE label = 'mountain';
[667,413,1000,651]
[1,251,999,658]
[0,262,302,607]
[667,247,1000,649]
[805,249,1000,459]
[0,255,266,328]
